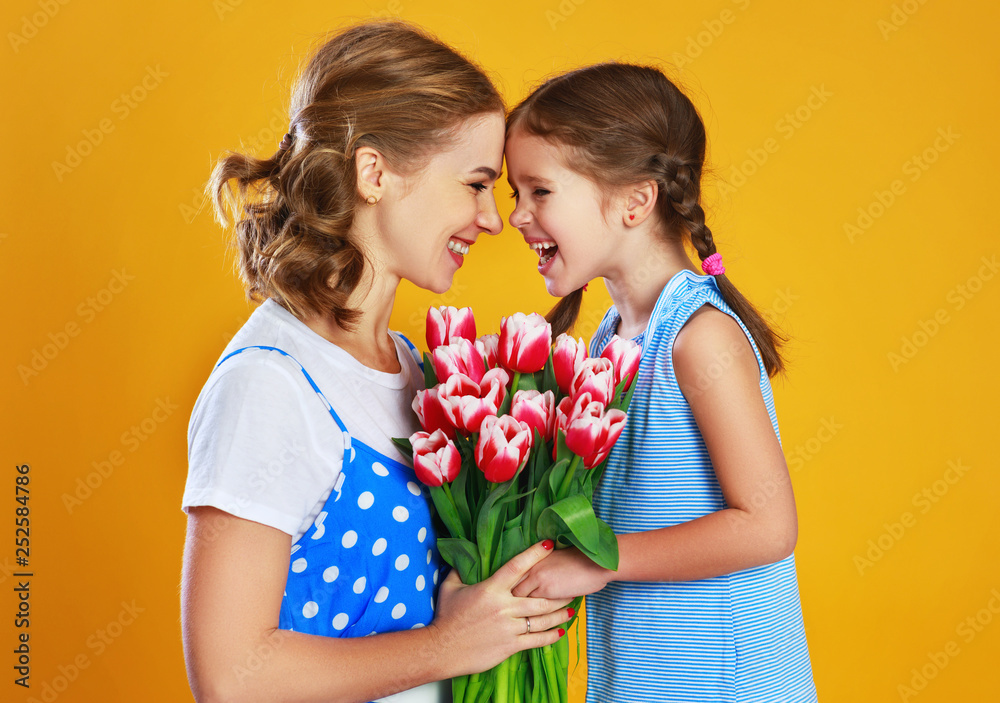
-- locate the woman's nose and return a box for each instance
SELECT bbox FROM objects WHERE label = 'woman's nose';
[477,194,504,235]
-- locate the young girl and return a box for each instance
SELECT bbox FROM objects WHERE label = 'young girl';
[180,21,571,703]
[504,63,817,701]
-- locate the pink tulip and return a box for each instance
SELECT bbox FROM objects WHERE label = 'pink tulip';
[475,334,499,369]
[432,337,487,385]
[569,357,616,406]
[426,306,477,351]
[498,312,552,373]
[438,368,509,435]
[410,430,462,487]
[412,387,455,439]
[510,389,556,443]
[556,392,627,469]
[475,415,533,483]
[600,335,642,392]
[553,334,587,395]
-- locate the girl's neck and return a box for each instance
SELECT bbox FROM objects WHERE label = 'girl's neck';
[603,237,699,339]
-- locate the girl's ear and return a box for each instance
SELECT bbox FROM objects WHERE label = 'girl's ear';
[623,179,659,226]
[355,146,388,202]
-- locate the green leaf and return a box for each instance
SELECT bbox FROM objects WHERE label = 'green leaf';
[499,525,529,567]
[547,458,570,499]
[428,485,464,541]
[536,493,600,552]
[450,451,473,538]
[436,537,482,585]
[559,517,620,571]
[541,355,557,395]
[390,436,413,460]
[423,351,438,389]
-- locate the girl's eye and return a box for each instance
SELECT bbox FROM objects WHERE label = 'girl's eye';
[510,190,518,200]
[533,188,550,197]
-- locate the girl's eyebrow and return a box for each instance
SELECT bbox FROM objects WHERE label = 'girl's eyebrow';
[508,174,551,185]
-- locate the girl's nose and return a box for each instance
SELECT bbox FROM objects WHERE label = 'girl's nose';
[509,200,530,230]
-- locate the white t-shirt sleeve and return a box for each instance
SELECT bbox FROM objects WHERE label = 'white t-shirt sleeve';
[183,351,344,537]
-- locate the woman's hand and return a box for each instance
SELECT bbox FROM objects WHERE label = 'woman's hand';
[427,540,575,677]
[510,545,613,600]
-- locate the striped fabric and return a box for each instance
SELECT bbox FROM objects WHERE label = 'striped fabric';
[585,270,816,702]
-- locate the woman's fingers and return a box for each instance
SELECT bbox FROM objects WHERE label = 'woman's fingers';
[489,539,555,591]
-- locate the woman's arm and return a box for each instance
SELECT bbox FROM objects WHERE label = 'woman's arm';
[182,506,572,703]
[512,305,797,598]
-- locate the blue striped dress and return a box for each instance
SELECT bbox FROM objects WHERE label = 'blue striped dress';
[585,270,816,702]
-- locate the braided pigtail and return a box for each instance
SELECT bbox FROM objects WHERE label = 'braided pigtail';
[545,287,585,338]
[661,158,786,376]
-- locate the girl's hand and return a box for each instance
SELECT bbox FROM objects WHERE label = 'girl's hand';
[510,546,613,600]
[427,540,575,677]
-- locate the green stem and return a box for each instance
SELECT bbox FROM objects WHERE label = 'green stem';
[452,673,467,703]
[495,657,509,702]
[556,455,582,499]
[541,643,560,703]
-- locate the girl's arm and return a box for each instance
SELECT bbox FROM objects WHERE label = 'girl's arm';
[512,305,797,597]
[182,506,572,703]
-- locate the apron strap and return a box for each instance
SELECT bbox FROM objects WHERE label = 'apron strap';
[216,345,351,439]
[396,333,424,371]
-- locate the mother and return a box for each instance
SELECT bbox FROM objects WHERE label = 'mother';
[181,20,571,703]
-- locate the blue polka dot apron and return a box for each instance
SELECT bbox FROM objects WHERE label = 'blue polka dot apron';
[215,344,444,641]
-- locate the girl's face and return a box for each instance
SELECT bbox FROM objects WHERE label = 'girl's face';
[505,128,618,297]
[380,112,505,294]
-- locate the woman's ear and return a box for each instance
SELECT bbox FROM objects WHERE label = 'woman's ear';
[355,146,387,202]
[623,179,659,226]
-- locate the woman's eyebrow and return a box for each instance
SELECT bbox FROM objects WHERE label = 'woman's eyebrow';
[470,166,503,180]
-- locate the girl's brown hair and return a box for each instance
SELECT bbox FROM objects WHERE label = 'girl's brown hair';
[207,20,504,329]
[507,62,785,376]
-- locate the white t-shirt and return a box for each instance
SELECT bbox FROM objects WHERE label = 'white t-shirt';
[184,298,425,542]
[183,298,448,703]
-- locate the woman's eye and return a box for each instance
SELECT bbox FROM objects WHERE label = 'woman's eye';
[470,182,488,193]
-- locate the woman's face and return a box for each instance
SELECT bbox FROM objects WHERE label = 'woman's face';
[379,112,506,294]
[505,127,617,298]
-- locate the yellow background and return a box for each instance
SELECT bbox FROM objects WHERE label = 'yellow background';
[3,0,998,701]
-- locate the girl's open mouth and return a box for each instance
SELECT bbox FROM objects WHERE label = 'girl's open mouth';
[530,241,557,265]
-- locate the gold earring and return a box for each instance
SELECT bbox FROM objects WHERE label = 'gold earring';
[366,195,379,206]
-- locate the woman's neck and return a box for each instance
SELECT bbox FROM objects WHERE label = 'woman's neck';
[299,265,403,374]
[603,237,699,339]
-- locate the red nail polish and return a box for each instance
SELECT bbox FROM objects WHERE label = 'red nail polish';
[558,628,565,637]
[542,539,554,550]
[567,608,575,617]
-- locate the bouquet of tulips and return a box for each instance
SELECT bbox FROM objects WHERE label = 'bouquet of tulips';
[394,306,640,703]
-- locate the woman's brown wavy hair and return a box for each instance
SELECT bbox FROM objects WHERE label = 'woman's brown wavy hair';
[207,20,504,329]
[507,62,785,376]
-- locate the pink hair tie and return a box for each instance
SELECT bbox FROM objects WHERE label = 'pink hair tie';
[701,253,725,276]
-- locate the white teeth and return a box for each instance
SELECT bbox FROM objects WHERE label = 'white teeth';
[447,240,470,256]
[529,241,557,264]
